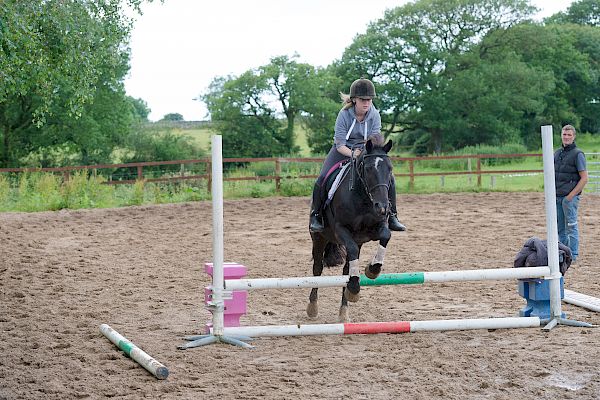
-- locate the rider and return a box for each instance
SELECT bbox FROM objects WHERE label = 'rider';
[309,78,406,233]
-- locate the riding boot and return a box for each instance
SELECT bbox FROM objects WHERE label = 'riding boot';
[388,178,406,231]
[309,183,325,233]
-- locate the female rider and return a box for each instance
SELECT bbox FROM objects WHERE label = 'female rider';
[309,78,406,233]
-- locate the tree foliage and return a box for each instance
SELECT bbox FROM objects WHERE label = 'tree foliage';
[0,0,155,167]
[161,113,184,121]
[337,0,537,152]
[202,55,338,158]
[545,0,600,27]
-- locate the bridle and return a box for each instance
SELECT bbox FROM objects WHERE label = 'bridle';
[351,151,391,204]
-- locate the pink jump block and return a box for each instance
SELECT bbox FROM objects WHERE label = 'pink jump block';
[204,262,248,333]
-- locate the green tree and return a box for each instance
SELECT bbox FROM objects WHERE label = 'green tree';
[302,68,343,154]
[545,0,600,27]
[202,55,333,157]
[480,23,600,141]
[0,0,154,167]
[129,97,151,122]
[337,0,536,152]
[161,113,184,121]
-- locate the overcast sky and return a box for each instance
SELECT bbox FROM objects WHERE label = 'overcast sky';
[124,0,574,122]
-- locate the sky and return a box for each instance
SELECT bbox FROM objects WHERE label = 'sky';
[124,0,574,122]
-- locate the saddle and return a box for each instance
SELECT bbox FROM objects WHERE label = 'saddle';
[322,161,351,208]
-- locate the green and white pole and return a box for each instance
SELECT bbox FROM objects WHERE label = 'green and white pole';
[100,324,169,379]
[224,266,551,291]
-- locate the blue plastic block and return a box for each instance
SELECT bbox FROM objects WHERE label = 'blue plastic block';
[518,277,565,319]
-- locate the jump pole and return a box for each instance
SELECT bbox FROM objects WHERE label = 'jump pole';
[215,317,541,338]
[100,324,169,379]
[225,267,551,291]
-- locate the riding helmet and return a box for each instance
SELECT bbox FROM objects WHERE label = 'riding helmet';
[349,78,376,99]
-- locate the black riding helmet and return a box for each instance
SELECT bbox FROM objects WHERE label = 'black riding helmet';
[350,78,376,99]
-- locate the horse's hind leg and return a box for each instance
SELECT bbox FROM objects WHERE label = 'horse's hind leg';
[307,235,326,319]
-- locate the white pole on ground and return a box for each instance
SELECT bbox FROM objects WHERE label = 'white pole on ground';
[541,125,563,325]
[211,135,225,336]
[100,324,169,379]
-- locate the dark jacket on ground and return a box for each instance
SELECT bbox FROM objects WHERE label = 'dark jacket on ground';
[514,237,572,275]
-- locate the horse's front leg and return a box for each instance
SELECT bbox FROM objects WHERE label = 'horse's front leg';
[337,226,361,303]
[307,234,326,319]
[365,227,391,279]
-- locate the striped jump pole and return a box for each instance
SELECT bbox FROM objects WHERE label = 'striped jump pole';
[100,324,169,379]
[225,266,551,291]
[214,317,541,338]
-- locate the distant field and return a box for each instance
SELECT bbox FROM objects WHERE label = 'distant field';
[154,122,313,156]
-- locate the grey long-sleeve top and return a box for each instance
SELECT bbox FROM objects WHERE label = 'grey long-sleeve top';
[333,105,382,150]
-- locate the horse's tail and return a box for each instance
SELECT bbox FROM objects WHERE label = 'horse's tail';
[323,242,346,267]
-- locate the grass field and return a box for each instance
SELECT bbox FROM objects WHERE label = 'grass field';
[166,122,313,156]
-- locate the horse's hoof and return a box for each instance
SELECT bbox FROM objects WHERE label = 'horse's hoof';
[344,289,360,302]
[339,306,349,323]
[365,263,382,279]
[306,301,318,319]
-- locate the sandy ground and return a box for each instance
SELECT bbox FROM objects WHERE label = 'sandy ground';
[1,192,600,400]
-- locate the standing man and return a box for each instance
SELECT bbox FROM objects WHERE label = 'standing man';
[554,124,588,262]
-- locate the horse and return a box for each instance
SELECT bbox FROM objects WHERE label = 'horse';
[307,138,394,322]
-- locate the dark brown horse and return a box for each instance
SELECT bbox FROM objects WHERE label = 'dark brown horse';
[308,138,394,322]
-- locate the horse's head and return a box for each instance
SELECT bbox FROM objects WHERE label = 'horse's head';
[358,138,394,216]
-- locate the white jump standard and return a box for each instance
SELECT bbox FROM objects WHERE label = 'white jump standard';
[179,127,592,350]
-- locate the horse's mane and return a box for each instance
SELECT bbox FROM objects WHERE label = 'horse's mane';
[366,134,384,147]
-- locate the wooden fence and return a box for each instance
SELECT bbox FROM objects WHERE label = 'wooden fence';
[0,153,544,193]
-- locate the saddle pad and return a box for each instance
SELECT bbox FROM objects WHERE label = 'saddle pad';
[327,162,351,203]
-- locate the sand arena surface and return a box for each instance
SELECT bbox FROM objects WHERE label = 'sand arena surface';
[1,192,600,399]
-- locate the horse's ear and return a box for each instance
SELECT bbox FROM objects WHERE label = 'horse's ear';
[383,140,393,153]
[366,139,374,153]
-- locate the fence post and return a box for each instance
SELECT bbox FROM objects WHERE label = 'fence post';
[409,160,414,191]
[467,158,472,185]
[137,165,143,181]
[180,163,185,177]
[275,158,281,194]
[207,160,212,194]
[477,158,482,187]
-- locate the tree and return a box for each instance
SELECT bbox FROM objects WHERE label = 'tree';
[479,23,600,141]
[302,68,343,154]
[0,0,154,167]
[545,0,600,27]
[202,55,335,157]
[161,113,184,121]
[337,0,537,152]
[129,97,151,122]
